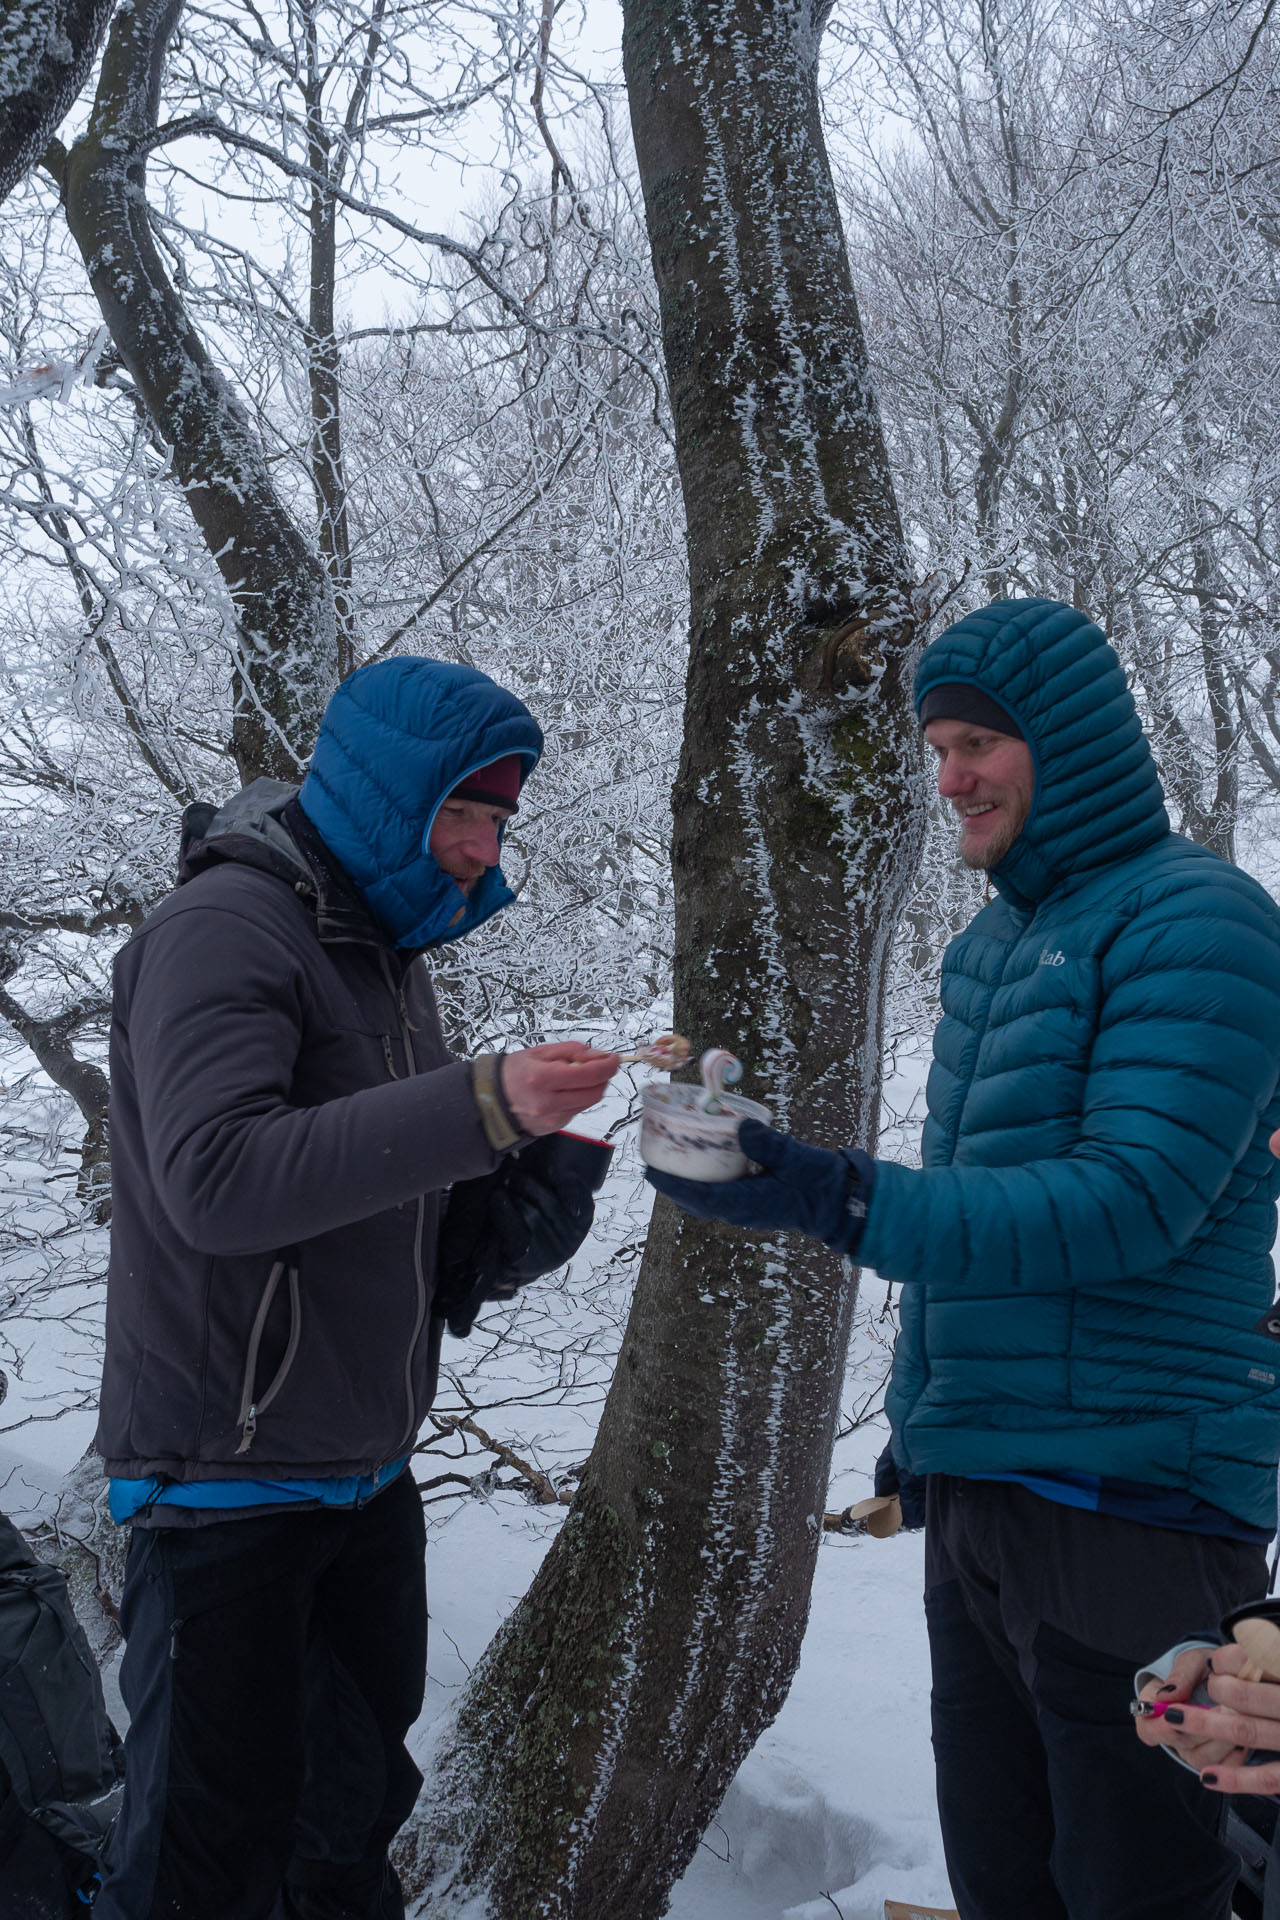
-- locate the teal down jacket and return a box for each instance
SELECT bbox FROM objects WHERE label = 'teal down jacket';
[860,599,1280,1529]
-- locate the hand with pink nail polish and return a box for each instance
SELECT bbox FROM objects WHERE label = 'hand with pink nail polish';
[1186,1642,1280,1794]
[1133,1649,1244,1773]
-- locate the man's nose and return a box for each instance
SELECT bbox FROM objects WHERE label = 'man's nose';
[460,823,502,866]
[936,756,974,799]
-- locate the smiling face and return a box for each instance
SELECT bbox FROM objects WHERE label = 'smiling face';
[925,716,1036,870]
[428,797,514,895]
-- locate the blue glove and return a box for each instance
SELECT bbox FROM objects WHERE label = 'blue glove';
[645,1118,874,1256]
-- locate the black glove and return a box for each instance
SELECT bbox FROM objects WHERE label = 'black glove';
[434,1131,613,1337]
[645,1118,875,1257]
[874,1439,927,1531]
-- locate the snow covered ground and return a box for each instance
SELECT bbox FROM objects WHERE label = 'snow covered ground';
[421,1497,948,1920]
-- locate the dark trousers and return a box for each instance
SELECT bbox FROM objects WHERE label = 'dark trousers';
[925,1475,1268,1920]
[95,1471,427,1920]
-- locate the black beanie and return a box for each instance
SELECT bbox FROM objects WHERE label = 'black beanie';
[918,683,1024,739]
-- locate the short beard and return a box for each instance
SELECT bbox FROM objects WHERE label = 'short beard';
[957,799,1029,872]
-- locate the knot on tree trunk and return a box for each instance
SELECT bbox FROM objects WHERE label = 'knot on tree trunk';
[799,604,906,697]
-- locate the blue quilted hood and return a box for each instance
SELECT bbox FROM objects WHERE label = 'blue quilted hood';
[297,658,543,949]
[916,598,1169,906]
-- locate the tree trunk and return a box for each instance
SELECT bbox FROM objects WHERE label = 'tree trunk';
[306,160,357,681]
[0,0,115,204]
[0,971,111,1212]
[302,0,371,682]
[1190,533,1238,863]
[1125,592,1220,853]
[404,1,923,1913]
[63,0,337,782]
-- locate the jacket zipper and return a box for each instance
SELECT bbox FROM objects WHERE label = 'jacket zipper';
[381,953,429,1453]
[235,1260,303,1455]
[403,1194,428,1452]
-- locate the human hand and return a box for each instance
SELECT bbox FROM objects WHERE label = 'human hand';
[500,1042,620,1137]
[645,1118,870,1255]
[1169,1642,1280,1794]
[436,1131,612,1335]
[1134,1649,1243,1773]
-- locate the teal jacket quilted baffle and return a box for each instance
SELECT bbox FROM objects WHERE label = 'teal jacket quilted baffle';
[859,599,1280,1529]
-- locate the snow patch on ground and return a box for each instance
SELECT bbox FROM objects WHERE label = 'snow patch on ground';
[667,1532,949,1920]
[416,1505,950,1919]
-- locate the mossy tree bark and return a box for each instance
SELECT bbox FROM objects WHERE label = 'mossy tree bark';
[63,0,337,782]
[406,0,924,1914]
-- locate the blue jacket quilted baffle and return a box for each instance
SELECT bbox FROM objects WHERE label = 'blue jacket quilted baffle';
[859,599,1280,1529]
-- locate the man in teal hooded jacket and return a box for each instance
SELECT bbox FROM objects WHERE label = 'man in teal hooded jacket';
[649,599,1280,1920]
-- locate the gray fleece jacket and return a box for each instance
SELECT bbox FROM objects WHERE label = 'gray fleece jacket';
[95,783,514,1482]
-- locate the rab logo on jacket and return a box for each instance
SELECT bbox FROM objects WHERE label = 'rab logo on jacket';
[1039,949,1066,967]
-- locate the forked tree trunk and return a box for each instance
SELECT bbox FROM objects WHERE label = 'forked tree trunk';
[403,1,923,1914]
[63,0,337,782]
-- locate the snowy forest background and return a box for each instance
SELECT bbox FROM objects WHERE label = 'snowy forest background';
[1,0,1278,1914]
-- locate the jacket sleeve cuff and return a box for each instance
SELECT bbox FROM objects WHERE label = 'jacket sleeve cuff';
[837,1147,876,1257]
[1134,1634,1223,1694]
[1134,1636,1225,1775]
[470,1053,524,1153]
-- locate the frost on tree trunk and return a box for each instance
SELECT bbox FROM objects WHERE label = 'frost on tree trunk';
[0,0,115,206]
[402,1,922,1915]
[63,0,337,782]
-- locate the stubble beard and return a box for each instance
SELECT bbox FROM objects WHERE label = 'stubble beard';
[957,796,1030,872]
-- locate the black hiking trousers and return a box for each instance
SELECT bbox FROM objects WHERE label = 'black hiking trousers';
[925,1475,1268,1920]
[94,1470,427,1920]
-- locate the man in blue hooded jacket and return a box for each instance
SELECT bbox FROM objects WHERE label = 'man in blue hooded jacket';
[649,599,1280,1920]
[93,658,619,1919]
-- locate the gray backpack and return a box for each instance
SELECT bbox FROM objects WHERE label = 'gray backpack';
[0,1512,123,1914]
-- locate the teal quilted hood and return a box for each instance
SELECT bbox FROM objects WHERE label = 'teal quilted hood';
[916,598,1170,906]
